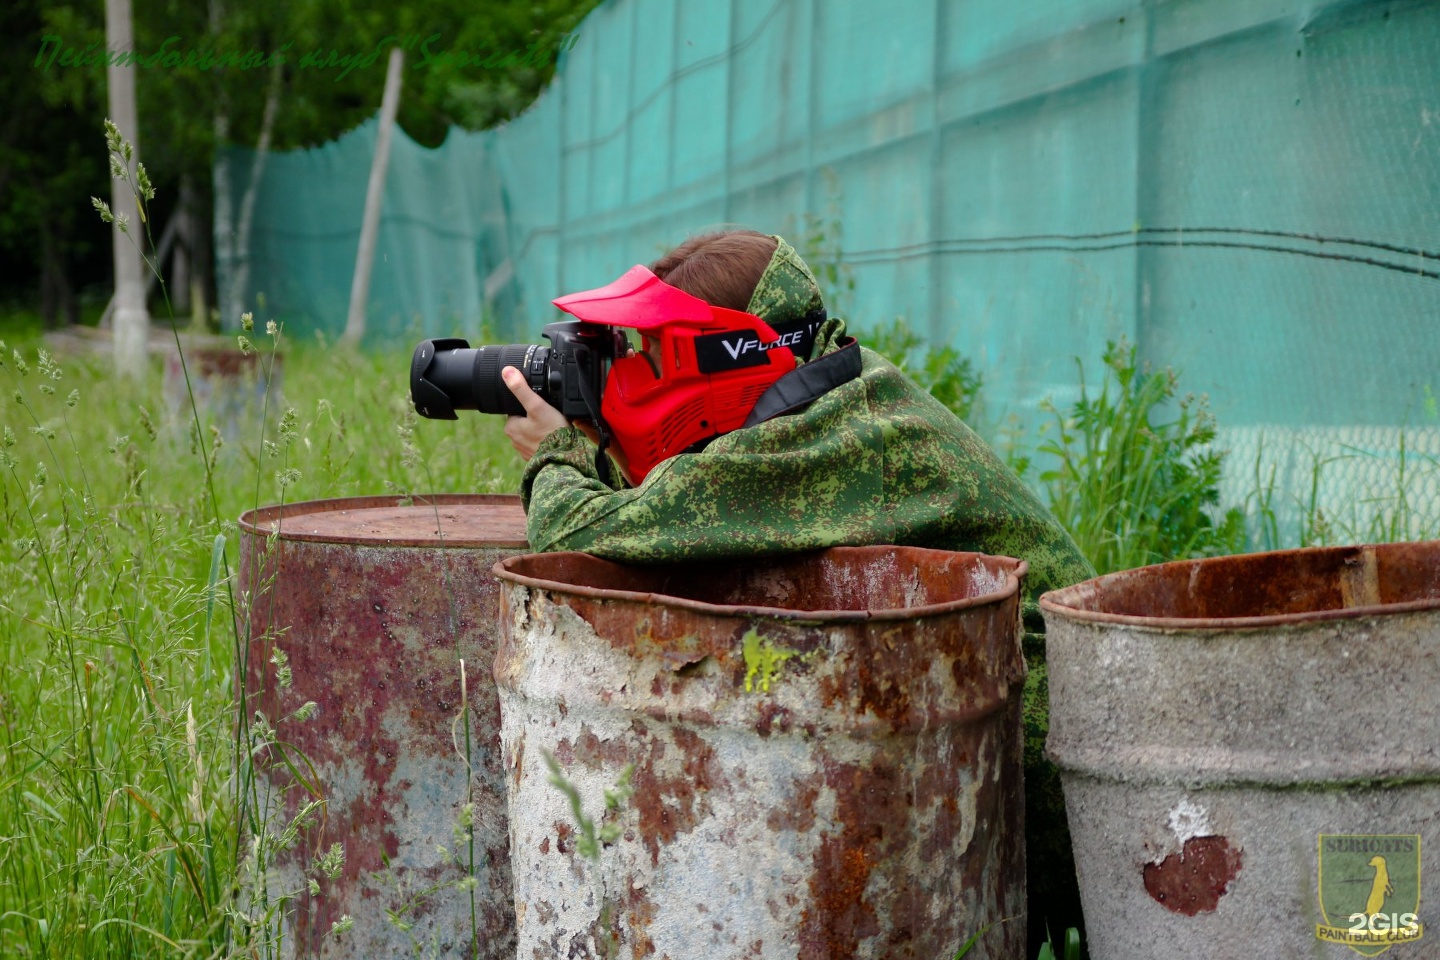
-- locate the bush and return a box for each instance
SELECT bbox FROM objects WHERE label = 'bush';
[1036,339,1246,575]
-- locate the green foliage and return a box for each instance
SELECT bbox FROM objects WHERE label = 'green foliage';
[950,917,1072,960]
[865,317,983,423]
[542,752,635,862]
[1035,926,1083,960]
[1036,339,1246,575]
[3,0,604,317]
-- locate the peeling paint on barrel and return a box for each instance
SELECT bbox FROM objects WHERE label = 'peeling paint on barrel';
[1042,541,1440,960]
[1143,836,1243,915]
[494,546,1029,960]
[238,494,527,959]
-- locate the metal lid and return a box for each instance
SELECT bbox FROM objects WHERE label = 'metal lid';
[1040,540,1440,630]
[238,494,527,548]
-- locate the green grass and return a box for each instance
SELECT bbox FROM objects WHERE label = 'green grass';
[0,326,519,959]
[5,320,1434,956]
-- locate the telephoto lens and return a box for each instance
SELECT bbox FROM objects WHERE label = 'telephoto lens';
[410,338,551,419]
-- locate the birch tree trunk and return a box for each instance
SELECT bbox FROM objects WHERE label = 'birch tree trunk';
[105,0,150,377]
[343,48,405,345]
[210,0,234,328]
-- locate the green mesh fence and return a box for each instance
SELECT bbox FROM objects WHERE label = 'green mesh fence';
[218,0,1440,529]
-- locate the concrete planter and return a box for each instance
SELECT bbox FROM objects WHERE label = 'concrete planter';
[494,546,1030,960]
[1042,542,1440,960]
[238,494,527,959]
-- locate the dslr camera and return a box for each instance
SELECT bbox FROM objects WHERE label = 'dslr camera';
[410,321,629,421]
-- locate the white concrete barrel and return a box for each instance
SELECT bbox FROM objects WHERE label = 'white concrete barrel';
[1042,541,1440,960]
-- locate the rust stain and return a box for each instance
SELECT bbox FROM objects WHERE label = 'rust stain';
[623,880,659,958]
[753,699,794,737]
[1042,540,1440,627]
[1143,835,1244,915]
[553,821,573,855]
[800,759,907,958]
[765,775,820,833]
[632,729,709,866]
[238,495,525,959]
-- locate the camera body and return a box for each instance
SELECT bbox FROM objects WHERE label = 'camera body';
[410,320,629,421]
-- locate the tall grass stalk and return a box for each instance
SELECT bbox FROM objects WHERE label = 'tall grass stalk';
[0,123,520,959]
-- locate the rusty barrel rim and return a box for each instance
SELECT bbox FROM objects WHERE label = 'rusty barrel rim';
[492,546,1028,622]
[238,493,528,548]
[1040,540,1440,631]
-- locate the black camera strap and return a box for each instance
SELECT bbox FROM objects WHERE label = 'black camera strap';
[742,337,863,428]
[571,343,614,486]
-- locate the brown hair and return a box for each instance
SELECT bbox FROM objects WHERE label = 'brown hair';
[649,229,778,310]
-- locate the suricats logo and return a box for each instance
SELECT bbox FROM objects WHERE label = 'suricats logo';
[1317,835,1424,956]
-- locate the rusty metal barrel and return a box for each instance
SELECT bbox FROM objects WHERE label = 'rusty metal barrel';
[492,546,1030,960]
[1042,542,1440,960]
[237,494,527,959]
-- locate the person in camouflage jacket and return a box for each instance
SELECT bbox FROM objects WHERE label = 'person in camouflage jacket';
[506,232,1093,631]
[500,231,1095,945]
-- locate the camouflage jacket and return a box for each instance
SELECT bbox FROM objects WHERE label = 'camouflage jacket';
[520,313,1094,630]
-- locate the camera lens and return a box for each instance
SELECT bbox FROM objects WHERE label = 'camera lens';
[411,339,555,420]
[473,344,548,416]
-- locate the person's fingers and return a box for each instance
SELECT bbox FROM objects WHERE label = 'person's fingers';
[502,366,550,417]
[504,415,535,458]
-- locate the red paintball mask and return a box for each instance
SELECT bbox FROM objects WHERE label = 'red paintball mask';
[552,265,809,483]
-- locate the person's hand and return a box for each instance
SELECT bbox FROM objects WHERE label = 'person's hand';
[502,366,570,459]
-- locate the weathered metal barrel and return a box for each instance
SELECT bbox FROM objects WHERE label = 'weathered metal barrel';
[493,546,1030,960]
[1042,542,1440,960]
[163,338,281,438]
[238,494,527,958]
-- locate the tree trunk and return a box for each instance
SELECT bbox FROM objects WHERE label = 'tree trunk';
[105,0,151,376]
[343,48,406,345]
[210,0,233,329]
[38,219,67,329]
[173,174,193,317]
[191,176,214,329]
[226,61,283,327]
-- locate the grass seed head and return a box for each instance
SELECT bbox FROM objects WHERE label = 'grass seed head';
[317,842,344,879]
